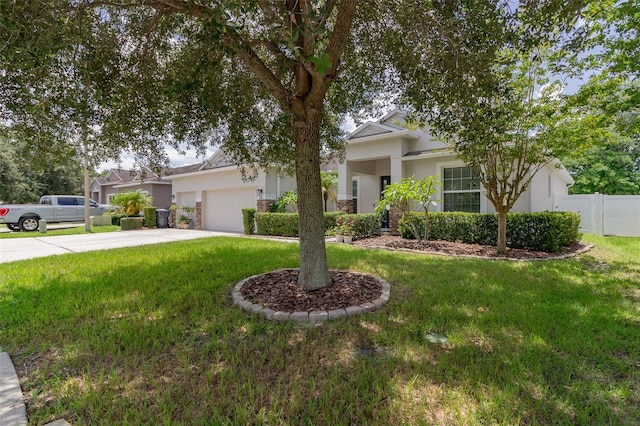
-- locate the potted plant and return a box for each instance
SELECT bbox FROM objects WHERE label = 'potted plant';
[339,224,355,243]
[336,216,355,243]
[177,206,195,229]
[333,226,344,243]
[178,214,192,229]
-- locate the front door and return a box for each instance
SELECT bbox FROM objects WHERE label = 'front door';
[380,175,391,228]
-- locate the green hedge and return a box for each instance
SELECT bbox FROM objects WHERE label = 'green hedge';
[336,213,382,239]
[255,212,381,238]
[120,217,144,230]
[400,211,581,252]
[242,208,257,235]
[323,212,343,233]
[144,207,157,228]
[256,213,299,237]
[111,213,130,226]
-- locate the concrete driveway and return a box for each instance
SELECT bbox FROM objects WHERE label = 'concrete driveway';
[0,228,241,264]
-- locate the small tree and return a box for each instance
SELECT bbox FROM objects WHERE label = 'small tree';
[375,176,440,243]
[112,191,152,216]
[320,171,338,212]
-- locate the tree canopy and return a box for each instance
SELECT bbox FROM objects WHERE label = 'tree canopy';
[0,130,84,203]
[1,1,595,282]
[2,1,388,288]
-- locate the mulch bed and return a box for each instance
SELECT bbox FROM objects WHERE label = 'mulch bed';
[239,236,590,313]
[352,235,589,260]
[240,269,382,312]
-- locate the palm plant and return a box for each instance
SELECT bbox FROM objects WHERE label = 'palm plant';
[320,171,338,212]
[112,191,152,216]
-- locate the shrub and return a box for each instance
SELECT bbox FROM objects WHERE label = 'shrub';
[242,208,257,235]
[400,211,581,252]
[120,217,144,230]
[256,212,299,237]
[110,212,130,226]
[255,212,379,238]
[270,191,298,213]
[144,207,157,228]
[323,212,343,232]
[338,214,381,239]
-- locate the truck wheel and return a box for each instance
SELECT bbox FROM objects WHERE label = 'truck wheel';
[19,216,40,232]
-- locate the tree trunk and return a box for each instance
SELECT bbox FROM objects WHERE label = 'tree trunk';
[294,110,332,291]
[497,208,508,255]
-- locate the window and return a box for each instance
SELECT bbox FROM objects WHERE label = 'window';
[443,166,481,213]
[352,178,358,214]
[57,197,78,206]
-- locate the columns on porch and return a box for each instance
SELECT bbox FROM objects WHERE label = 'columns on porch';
[337,161,354,214]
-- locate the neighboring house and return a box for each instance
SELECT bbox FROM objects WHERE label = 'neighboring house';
[337,110,575,227]
[166,150,338,232]
[90,165,201,210]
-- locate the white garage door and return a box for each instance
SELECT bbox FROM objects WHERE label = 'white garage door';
[204,187,256,232]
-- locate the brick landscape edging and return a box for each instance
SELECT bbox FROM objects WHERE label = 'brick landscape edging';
[232,269,390,324]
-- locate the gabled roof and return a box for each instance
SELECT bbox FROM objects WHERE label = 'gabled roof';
[379,108,410,128]
[131,166,160,181]
[199,150,234,170]
[168,163,205,176]
[105,169,135,183]
[348,122,401,139]
[348,109,421,141]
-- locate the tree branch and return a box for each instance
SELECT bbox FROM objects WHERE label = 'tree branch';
[313,0,357,95]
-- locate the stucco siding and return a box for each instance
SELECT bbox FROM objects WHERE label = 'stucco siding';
[171,168,266,195]
[347,137,404,161]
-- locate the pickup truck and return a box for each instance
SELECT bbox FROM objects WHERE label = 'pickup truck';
[0,195,110,232]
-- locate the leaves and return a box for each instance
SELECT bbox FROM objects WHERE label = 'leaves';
[376,176,441,242]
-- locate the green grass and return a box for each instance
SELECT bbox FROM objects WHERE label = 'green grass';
[0,224,120,238]
[1,235,639,425]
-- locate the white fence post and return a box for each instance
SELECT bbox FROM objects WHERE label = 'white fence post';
[594,193,604,236]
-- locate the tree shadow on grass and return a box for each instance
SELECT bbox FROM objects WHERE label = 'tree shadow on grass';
[0,238,638,424]
[326,245,640,424]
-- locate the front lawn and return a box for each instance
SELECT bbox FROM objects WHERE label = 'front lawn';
[0,235,638,424]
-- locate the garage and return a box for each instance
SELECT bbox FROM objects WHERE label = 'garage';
[204,187,257,232]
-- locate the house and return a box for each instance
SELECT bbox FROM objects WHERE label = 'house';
[167,109,573,233]
[166,150,296,232]
[336,110,575,228]
[166,149,339,232]
[90,164,202,209]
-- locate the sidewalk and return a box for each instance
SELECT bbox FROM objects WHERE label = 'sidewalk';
[0,228,241,263]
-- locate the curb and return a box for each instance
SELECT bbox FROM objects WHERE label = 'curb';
[0,351,27,426]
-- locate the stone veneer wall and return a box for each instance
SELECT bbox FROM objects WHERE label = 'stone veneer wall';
[388,207,403,236]
[195,201,202,230]
[257,199,276,213]
[336,200,354,214]
[169,204,177,228]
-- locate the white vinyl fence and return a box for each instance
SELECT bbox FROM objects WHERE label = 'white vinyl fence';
[553,194,640,237]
